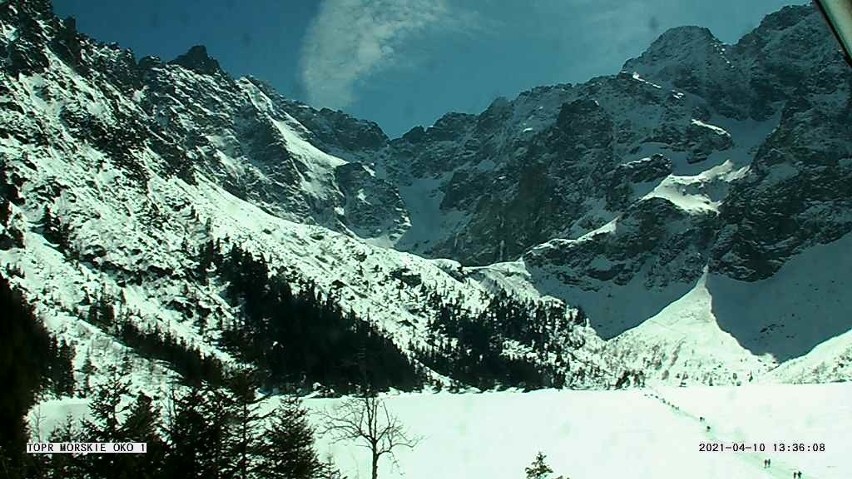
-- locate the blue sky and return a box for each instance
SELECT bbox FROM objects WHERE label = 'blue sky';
[52,0,804,138]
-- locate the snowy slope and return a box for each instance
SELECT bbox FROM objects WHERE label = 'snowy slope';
[607,269,775,387]
[0,0,619,400]
[2,0,851,413]
[705,232,852,365]
[482,229,852,386]
[306,384,852,479]
[30,383,852,478]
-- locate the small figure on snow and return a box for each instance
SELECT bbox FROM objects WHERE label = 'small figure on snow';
[699,416,705,422]
[705,425,711,432]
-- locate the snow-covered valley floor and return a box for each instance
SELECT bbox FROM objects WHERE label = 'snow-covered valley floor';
[30,383,850,478]
[307,383,851,479]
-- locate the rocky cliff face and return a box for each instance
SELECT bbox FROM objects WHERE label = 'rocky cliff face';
[0,0,408,244]
[381,72,735,265]
[380,4,850,285]
[376,5,852,367]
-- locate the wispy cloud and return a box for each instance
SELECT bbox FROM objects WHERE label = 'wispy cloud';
[299,0,478,110]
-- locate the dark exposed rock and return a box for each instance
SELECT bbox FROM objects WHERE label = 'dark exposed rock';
[169,45,224,76]
[335,162,409,241]
[710,83,852,281]
[376,2,851,292]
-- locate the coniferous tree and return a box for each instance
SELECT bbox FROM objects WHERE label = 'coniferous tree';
[117,393,166,479]
[196,239,217,282]
[116,314,224,386]
[223,369,268,479]
[43,416,84,479]
[80,367,132,477]
[0,274,55,478]
[164,383,232,479]
[214,243,422,394]
[255,397,325,479]
[78,351,95,397]
[163,386,206,478]
[196,384,234,479]
[525,452,554,479]
[47,339,76,397]
[41,206,72,252]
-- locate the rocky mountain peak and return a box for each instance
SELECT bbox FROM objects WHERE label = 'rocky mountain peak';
[749,4,816,34]
[732,4,842,99]
[138,55,163,70]
[734,4,834,61]
[169,45,224,76]
[621,24,749,118]
[622,26,724,74]
[2,0,53,19]
[423,112,476,142]
[639,26,719,57]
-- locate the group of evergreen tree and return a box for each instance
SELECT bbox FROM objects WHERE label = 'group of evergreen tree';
[0,274,76,478]
[41,206,72,253]
[81,289,226,387]
[44,337,76,397]
[0,160,25,249]
[413,291,581,390]
[197,239,425,394]
[613,369,645,389]
[25,369,336,479]
[0,161,14,225]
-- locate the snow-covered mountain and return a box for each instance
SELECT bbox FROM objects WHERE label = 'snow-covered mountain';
[1,0,851,405]
[375,4,852,385]
[0,0,617,400]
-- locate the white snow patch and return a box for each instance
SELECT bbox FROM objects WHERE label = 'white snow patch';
[307,384,852,479]
[691,118,731,137]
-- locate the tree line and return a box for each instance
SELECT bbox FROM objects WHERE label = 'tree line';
[412,290,586,390]
[0,273,78,477]
[1,264,334,478]
[197,239,426,395]
[24,369,340,479]
[83,288,225,387]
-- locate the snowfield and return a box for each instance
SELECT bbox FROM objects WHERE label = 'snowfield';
[31,384,850,478]
[306,384,851,479]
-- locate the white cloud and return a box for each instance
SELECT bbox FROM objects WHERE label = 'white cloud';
[299,0,478,110]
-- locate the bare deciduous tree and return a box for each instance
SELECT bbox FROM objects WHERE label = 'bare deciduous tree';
[319,395,419,479]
